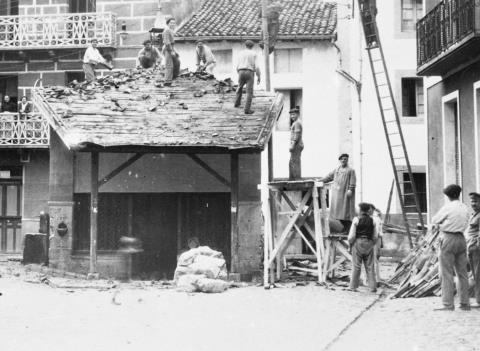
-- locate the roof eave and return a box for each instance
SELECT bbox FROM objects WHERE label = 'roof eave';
[175,34,336,42]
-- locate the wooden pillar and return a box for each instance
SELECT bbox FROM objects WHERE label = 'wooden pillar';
[313,183,325,283]
[230,152,239,272]
[89,151,99,274]
[267,137,274,182]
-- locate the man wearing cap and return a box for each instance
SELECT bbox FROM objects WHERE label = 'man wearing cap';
[82,38,111,82]
[431,184,470,311]
[289,107,303,180]
[234,40,261,115]
[137,40,163,69]
[323,154,357,232]
[466,191,480,308]
[196,40,216,74]
[162,17,181,86]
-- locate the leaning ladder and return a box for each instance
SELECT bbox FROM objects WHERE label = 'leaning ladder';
[358,4,426,246]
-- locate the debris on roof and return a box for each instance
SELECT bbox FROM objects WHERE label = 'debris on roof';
[176,0,337,40]
[33,68,283,151]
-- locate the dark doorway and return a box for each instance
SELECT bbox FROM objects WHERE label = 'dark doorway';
[0,75,18,108]
[69,0,96,13]
[403,172,427,213]
[0,1,19,16]
[73,193,231,278]
[0,167,22,253]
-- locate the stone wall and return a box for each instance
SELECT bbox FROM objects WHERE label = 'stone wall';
[19,0,69,16]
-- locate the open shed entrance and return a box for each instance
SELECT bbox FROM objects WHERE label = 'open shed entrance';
[73,192,231,279]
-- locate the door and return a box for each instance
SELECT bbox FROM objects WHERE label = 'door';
[0,180,22,253]
[69,0,96,13]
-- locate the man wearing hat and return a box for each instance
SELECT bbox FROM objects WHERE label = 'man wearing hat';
[195,40,216,74]
[234,40,261,114]
[289,107,303,180]
[467,191,480,308]
[431,184,470,311]
[323,154,357,232]
[162,17,181,86]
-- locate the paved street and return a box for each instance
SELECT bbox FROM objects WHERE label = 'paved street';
[0,263,479,351]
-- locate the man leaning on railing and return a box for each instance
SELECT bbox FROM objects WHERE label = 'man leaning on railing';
[1,95,16,113]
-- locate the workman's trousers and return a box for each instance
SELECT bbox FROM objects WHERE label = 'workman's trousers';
[83,63,96,82]
[439,233,470,308]
[235,69,254,112]
[468,247,480,304]
[139,56,155,69]
[164,52,180,83]
[205,62,216,74]
[289,147,303,180]
[350,238,376,292]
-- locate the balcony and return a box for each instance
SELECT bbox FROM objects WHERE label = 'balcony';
[0,12,116,50]
[0,113,50,148]
[417,0,480,76]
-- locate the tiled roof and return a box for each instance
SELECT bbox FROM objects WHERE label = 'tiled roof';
[33,70,282,151]
[176,0,337,40]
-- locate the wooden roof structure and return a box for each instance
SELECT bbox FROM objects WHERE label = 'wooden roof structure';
[33,69,283,153]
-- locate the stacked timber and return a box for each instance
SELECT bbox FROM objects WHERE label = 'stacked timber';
[390,229,442,298]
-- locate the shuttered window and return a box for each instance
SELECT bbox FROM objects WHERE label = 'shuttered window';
[401,0,423,32]
[274,49,303,73]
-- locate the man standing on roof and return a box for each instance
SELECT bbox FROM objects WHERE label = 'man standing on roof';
[234,40,261,115]
[323,154,357,232]
[137,40,163,69]
[289,107,303,180]
[195,40,216,74]
[162,17,181,86]
[82,38,112,82]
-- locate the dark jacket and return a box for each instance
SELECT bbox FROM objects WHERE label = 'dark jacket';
[1,101,16,113]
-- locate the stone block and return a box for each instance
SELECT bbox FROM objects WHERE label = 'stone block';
[58,61,83,71]
[28,61,55,71]
[43,5,60,14]
[27,7,39,15]
[112,59,137,69]
[132,2,157,17]
[0,62,25,72]
[51,0,68,4]
[104,3,131,17]
[36,0,50,5]
[115,47,141,59]
[121,32,150,46]
[18,72,41,87]
[20,0,34,5]
[142,17,156,31]
[42,72,66,87]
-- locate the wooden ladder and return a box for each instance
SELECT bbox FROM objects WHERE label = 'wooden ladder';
[358,2,426,246]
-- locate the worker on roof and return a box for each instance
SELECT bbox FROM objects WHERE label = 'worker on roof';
[322,154,357,233]
[137,40,163,69]
[195,40,216,74]
[234,40,261,115]
[288,107,303,180]
[347,202,378,293]
[82,38,112,82]
[431,184,470,311]
[162,17,181,86]
[466,191,480,309]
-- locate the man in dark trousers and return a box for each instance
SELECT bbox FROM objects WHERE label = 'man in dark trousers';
[137,40,163,69]
[347,202,378,292]
[289,107,303,180]
[432,184,470,311]
[162,17,180,86]
[234,40,261,114]
[466,191,480,308]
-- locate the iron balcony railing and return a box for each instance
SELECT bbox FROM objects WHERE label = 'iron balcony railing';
[0,12,116,50]
[0,113,50,147]
[417,0,475,67]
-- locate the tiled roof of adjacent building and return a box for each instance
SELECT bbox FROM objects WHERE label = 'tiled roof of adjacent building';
[33,70,282,152]
[176,0,337,41]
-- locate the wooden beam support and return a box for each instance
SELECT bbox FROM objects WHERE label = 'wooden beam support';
[90,151,99,274]
[187,154,231,188]
[99,153,144,188]
[230,152,240,272]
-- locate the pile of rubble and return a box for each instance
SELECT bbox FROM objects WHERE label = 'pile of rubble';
[174,246,231,293]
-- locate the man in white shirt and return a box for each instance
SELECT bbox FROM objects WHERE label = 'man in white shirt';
[83,39,111,82]
[431,184,470,311]
[196,40,216,74]
[234,40,261,115]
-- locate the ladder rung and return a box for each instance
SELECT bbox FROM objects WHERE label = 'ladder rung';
[404,205,418,208]
[386,120,397,123]
[402,193,416,196]
[388,132,400,135]
[391,145,402,147]
[399,181,412,184]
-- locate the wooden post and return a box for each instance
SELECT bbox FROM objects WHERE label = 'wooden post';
[261,0,271,91]
[312,182,325,283]
[230,152,239,272]
[89,151,99,275]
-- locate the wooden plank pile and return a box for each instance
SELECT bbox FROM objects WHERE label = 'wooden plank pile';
[389,228,442,298]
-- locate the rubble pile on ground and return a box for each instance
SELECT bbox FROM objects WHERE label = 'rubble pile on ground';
[174,246,230,293]
[389,229,442,298]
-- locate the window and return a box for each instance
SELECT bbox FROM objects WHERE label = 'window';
[401,78,424,117]
[212,49,233,75]
[274,49,302,73]
[275,89,302,131]
[69,0,96,13]
[0,75,18,110]
[442,95,461,186]
[401,0,423,32]
[403,173,427,213]
[0,1,19,16]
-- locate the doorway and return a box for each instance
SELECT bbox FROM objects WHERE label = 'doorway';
[0,169,22,253]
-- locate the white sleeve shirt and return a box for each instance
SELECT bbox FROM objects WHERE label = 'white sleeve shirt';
[83,46,106,64]
[431,200,470,233]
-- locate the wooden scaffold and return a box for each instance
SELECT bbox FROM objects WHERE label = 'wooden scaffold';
[263,179,354,287]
